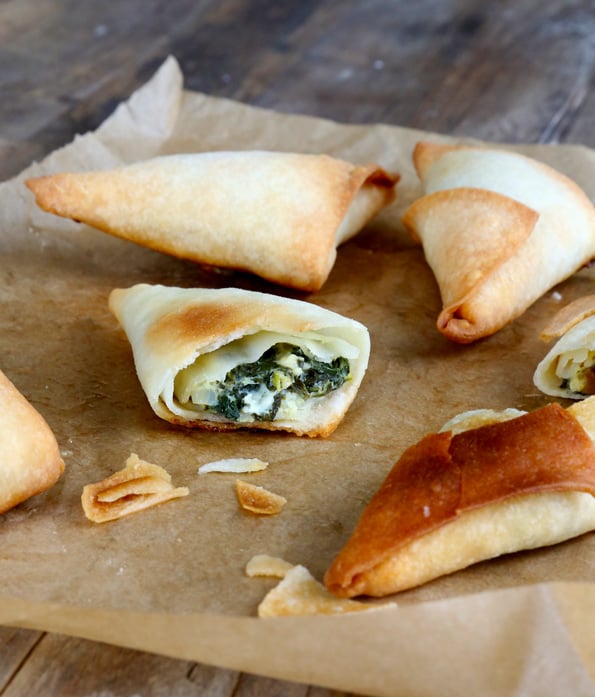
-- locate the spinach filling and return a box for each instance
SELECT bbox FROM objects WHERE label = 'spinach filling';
[206,343,350,422]
[560,364,595,395]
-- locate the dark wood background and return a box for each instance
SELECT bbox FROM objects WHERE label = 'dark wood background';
[1,0,594,695]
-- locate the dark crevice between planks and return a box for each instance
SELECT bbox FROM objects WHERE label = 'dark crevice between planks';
[0,631,46,697]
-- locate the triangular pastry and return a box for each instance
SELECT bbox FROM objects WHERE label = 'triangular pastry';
[25,151,398,291]
[402,142,595,343]
[0,369,64,514]
[324,399,595,597]
[108,283,370,437]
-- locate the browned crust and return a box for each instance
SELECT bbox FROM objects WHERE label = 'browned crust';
[235,479,287,515]
[405,141,595,343]
[146,297,305,357]
[411,141,463,180]
[81,453,189,523]
[402,187,540,344]
[324,403,595,596]
[412,140,595,204]
[108,283,369,439]
[402,187,538,290]
[25,155,399,292]
[540,294,595,341]
[351,163,399,195]
[161,410,337,438]
[0,370,65,515]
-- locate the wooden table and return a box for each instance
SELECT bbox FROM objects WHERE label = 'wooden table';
[1,1,593,694]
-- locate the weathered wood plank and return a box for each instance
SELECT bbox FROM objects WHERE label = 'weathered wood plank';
[232,672,358,697]
[307,687,357,697]
[404,0,595,144]
[234,672,310,697]
[0,632,357,697]
[2,633,202,697]
[2,0,594,183]
[0,0,213,171]
[0,627,42,690]
[0,0,328,177]
[247,0,595,146]
[186,664,240,696]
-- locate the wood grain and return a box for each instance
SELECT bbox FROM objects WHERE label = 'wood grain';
[1,0,594,695]
[0,627,42,689]
[2,0,594,179]
[0,631,357,696]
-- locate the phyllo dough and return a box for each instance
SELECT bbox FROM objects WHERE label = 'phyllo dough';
[534,294,595,399]
[402,141,595,343]
[108,283,370,437]
[0,369,64,514]
[324,400,595,597]
[81,453,189,523]
[25,151,398,292]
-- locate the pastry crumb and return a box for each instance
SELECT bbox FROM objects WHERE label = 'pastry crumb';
[198,457,268,475]
[257,564,397,617]
[81,453,188,523]
[236,480,286,515]
[245,554,294,578]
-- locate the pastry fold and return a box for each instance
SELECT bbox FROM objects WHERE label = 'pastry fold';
[324,401,595,597]
[0,369,64,514]
[81,453,189,523]
[534,295,595,399]
[25,151,398,291]
[402,142,595,343]
[108,283,370,437]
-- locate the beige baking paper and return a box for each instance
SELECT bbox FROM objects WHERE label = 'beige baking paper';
[0,57,594,696]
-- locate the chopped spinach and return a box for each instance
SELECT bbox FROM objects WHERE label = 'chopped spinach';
[207,343,350,422]
[215,391,242,421]
[560,364,595,396]
[294,355,350,397]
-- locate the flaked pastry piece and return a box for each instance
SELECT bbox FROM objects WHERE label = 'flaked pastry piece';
[236,480,287,515]
[25,151,398,291]
[324,399,595,597]
[245,557,396,617]
[246,554,295,579]
[402,141,595,343]
[534,294,595,399]
[108,283,370,437]
[257,564,394,617]
[198,457,269,475]
[0,369,64,514]
[81,453,189,523]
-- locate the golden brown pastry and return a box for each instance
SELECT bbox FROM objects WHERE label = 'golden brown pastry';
[235,480,287,515]
[81,453,189,523]
[108,283,370,437]
[257,564,393,617]
[324,400,595,597]
[244,556,396,617]
[402,142,595,343]
[534,295,595,399]
[25,151,398,291]
[0,369,64,514]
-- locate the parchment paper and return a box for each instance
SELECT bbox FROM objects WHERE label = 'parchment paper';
[0,57,594,696]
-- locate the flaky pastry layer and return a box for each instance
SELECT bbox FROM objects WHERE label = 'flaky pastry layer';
[325,401,595,597]
[402,142,595,343]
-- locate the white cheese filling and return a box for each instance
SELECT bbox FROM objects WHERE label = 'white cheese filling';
[555,348,595,393]
[172,330,358,422]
